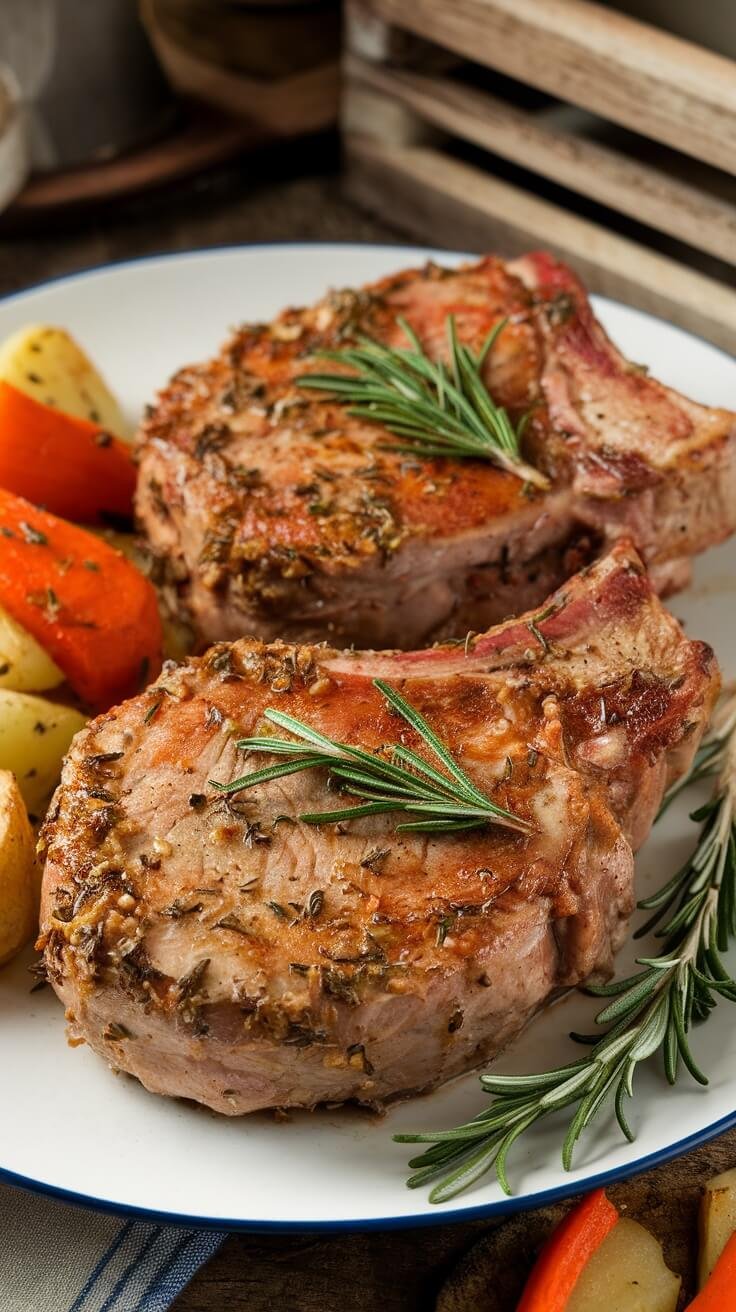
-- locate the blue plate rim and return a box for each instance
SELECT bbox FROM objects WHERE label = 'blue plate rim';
[3,1107,736,1231]
[1,240,734,1230]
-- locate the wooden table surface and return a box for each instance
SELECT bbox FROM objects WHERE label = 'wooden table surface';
[3,145,734,1311]
[172,1129,736,1311]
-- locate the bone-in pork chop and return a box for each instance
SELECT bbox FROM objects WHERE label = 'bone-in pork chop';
[39,542,718,1113]
[136,252,736,650]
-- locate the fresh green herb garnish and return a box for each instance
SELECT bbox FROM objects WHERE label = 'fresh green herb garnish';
[395,696,736,1201]
[297,316,548,489]
[210,678,528,835]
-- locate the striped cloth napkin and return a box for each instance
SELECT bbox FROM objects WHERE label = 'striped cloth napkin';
[0,1181,224,1312]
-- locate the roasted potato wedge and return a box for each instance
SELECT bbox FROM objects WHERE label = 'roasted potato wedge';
[698,1166,736,1287]
[0,689,86,813]
[0,769,37,965]
[0,324,129,438]
[0,603,64,691]
[566,1218,680,1312]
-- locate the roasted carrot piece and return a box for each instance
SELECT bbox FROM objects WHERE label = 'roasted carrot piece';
[0,381,136,523]
[516,1188,619,1312]
[0,488,162,710]
[688,1230,736,1309]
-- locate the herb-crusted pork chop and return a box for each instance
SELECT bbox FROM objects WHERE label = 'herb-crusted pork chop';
[39,543,717,1113]
[137,252,736,650]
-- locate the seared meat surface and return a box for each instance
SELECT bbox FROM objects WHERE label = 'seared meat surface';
[137,252,736,650]
[39,543,717,1113]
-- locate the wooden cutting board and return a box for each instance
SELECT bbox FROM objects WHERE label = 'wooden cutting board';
[438,1126,736,1311]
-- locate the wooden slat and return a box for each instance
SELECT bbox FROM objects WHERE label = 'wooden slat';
[344,0,457,70]
[353,0,736,175]
[342,81,442,147]
[345,55,736,266]
[343,133,736,353]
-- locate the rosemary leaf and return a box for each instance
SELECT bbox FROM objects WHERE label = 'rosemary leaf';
[210,679,529,836]
[297,316,548,489]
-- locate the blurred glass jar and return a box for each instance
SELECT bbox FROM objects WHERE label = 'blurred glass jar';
[0,0,175,171]
[0,65,29,209]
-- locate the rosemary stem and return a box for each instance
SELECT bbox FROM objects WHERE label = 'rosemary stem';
[396,689,736,1200]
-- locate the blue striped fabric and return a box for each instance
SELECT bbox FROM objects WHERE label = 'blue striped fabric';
[0,1182,224,1312]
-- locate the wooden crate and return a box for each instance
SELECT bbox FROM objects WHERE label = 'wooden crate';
[342,0,736,352]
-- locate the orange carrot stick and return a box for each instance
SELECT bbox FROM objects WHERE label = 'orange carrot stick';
[516,1188,619,1312]
[688,1231,736,1309]
[0,488,162,710]
[0,381,135,523]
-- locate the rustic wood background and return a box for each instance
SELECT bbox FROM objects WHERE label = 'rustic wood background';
[3,153,734,1311]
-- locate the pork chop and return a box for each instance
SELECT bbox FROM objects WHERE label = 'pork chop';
[39,543,718,1113]
[136,252,736,650]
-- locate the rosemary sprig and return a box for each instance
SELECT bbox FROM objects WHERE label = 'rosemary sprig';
[209,678,529,835]
[396,698,736,1201]
[296,316,549,489]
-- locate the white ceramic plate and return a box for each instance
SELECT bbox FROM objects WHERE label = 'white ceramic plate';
[1,243,736,1231]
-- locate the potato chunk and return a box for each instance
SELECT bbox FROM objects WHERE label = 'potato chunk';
[0,689,86,813]
[0,770,37,965]
[0,324,129,438]
[0,604,64,691]
[699,1166,736,1287]
[566,1217,680,1312]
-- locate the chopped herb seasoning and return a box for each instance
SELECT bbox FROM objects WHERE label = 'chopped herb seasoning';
[360,846,390,871]
[28,957,49,992]
[162,898,204,919]
[271,814,296,830]
[86,786,114,802]
[436,915,454,947]
[284,1022,327,1048]
[103,1022,133,1041]
[19,520,48,545]
[347,1042,374,1074]
[306,889,324,919]
[244,820,270,848]
[195,424,231,461]
[27,587,60,620]
[177,958,210,1003]
[143,692,166,724]
[85,751,124,768]
[238,876,260,892]
[321,969,360,1006]
[267,901,287,919]
[527,620,548,653]
[215,914,253,937]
